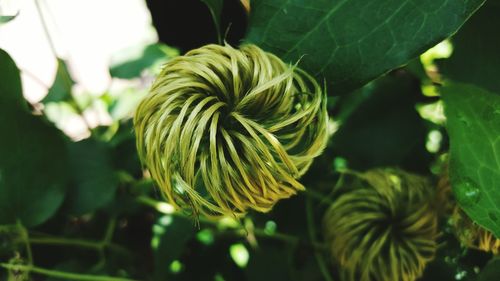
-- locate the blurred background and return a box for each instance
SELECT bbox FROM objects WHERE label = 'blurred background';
[0,0,246,139]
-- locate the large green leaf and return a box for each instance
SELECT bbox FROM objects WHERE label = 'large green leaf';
[245,0,485,95]
[0,51,68,227]
[65,138,119,215]
[442,82,500,237]
[438,2,500,94]
[0,48,26,110]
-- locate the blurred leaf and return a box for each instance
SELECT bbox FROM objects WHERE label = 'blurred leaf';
[245,0,485,95]
[0,12,18,25]
[0,49,69,227]
[42,59,74,104]
[110,43,177,79]
[419,231,490,281]
[65,138,119,215]
[153,216,195,280]
[438,2,500,94]
[0,48,26,110]
[245,243,293,281]
[201,0,224,43]
[442,82,500,237]
[108,121,142,178]
[108,88,147,121]
[332,73,431,172]
[478,258,500,281]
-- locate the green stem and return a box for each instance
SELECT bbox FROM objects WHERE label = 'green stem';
[0,263,137,281]
[137,195,327,250]
[16,221,33,266]
[306,198,334,281]
[28,236,130,257]
[252,228,299,245]
[304,188,333,204]
[29,237,103,249]
[103,217,117,243]
[137,195,217,225]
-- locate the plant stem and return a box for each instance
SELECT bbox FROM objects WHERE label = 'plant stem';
[0,263,137,281]
[34,0,57,58]
[19,67,50,89]
[16,221,33,266]
[34,0,93,131]
[137,195,328,250]
[29,237,103,249]
[304,188,333,203]
[306,198,334,281]
[103,217,117,244]
[28,236,130,256]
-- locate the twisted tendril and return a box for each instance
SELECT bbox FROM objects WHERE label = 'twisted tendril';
[134,43,328,218]
[323,168,439,281]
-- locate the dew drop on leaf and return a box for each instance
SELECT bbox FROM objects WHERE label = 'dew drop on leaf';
[456,113,470,127]
[454,178,481,206]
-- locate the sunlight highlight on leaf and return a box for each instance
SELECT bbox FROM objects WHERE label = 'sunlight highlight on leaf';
[230,244,249,268]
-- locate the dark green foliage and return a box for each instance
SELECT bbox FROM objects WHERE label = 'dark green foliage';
[245,0,485,94]
[64,138,119,215]
[438,1,500,94]
[331,72,432,172]
[0,1,499,280]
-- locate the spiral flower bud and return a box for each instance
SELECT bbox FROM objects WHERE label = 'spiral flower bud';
[323,169,439,281]
[134,44,328,217]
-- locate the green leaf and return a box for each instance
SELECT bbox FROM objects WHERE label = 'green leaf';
[110,43,178,79]
[0,49,69,227]
[201,0,224,43]
[245,243,293,281]
[245,0,485,95]
[478,258,500,281]
[42,58,74,104]
[0,12,18,25]
[65,138,119,215]
[0,48,26,110]
[442,82,500,237]
[438,2,500,94]
[108,88,148,121]
[0,110,69,227]
[109,121,142,178]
